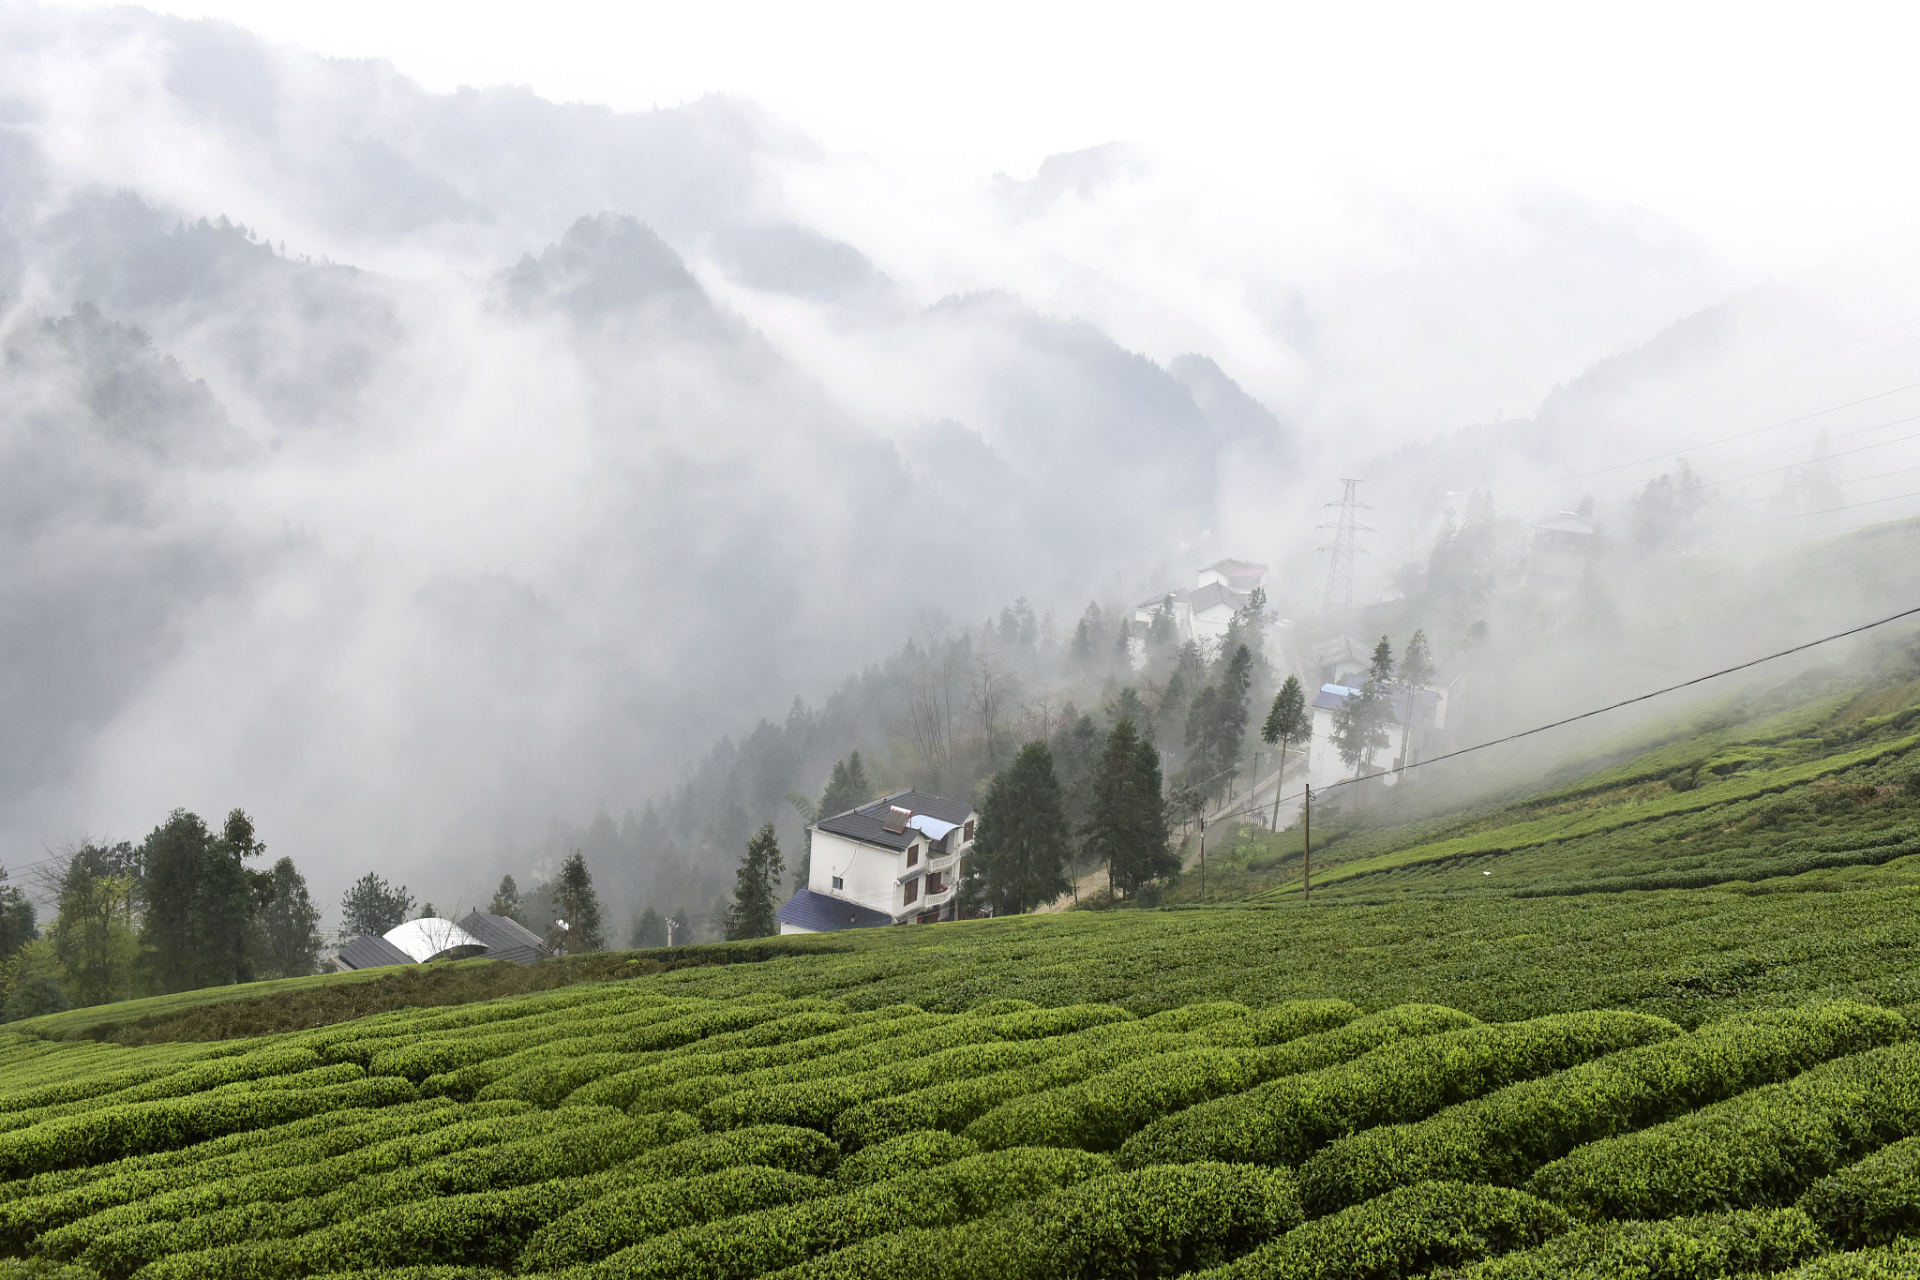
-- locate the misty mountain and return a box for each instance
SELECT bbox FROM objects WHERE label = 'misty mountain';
[3,2,1910,933]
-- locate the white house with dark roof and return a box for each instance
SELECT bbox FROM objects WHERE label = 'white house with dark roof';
[777,788,979,933]
[1303,681,1450,796]
[1131,559,1268,662]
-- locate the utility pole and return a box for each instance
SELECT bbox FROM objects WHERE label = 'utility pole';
[1317,479,1373,615]
[1302,785,1311,905]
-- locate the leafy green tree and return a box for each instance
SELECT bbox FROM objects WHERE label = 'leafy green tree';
[341,873,413,937]
[1332,640,1394,779]
[1084,719,1176,899]
[139,808,268,993]
[724,824,786,941]
[487,875,523,923]
[630,906,668,948]
[547,851,605,953]
[3,973,68,1022]
[261,857,322,979]
[0,869,36,964]
[974,741,1075,915]
[48,848,140,1007]
[1262,675,1312,827]
[1183,643,1254,800]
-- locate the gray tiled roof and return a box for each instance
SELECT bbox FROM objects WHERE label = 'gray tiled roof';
[335,934,416,971]
[815,789,974,852]
[456,910,553,966]
[776,887,894,932]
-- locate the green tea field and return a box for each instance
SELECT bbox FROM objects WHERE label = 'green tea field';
[5,658,1920,1279]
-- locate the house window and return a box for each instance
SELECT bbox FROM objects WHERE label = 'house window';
[907,845,918,866]
[831,876,844,890]
[963,820,975,842]
[903,878,919,904]
[927,871,945,895]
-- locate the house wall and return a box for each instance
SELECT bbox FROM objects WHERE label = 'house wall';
[809,829,904,916]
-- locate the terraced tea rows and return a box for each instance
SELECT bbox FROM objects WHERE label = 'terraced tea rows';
[0,978,1916,1280]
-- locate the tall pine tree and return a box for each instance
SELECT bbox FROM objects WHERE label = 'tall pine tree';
[1084,719,1176,899]
[547,852,605,953]
[724,824,786,940]
[974,741,1074,914]
[262,857,322,978]
[1262,674,1312,827]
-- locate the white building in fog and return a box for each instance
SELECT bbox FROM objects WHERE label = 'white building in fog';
[777,789,979,933]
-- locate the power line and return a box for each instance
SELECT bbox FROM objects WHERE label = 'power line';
[1252,601,1920,820]
[1560,379,1920,482]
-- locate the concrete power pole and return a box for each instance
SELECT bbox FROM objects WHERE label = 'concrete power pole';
[1318,479,1373,615]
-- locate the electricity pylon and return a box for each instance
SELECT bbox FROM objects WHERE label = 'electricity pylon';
[1318,479,1372,615]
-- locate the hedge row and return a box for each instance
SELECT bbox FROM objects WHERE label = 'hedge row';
[307,988,676,1067]
[568,1008,939,1111]
[1457,1206,1824,1279]
[417,1004,804,1098]
[1798,1133,1920,1249]
[520,1165,835,1269]
[1297,1001,1903,1213]
[1780,1239,1920,1278]
[576,1146,1112,1280]
[476,1007,860,1107]
[822,1003,1272,1149]
[700,1005,1137,1132]
[833,1130,978,1188]
[1527,1040,1920,1220]
[36,1102,592,1257]
[1199,1180,1569,1280]
[764,1161,1302,1280]
[1119,1009,1676,1169]
[0,1045,329,1137]
[359,996,703,1078]
[1194,999,1362,1048]
[72,1111,693,1277]
[829,1033,1197,1150]
[0,1076,418,1180]
[0,1100,491,1248]
[0,1047,236,1117]
[638,1005,1143,1121]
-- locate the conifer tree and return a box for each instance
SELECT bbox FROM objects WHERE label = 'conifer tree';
[724,824,786,940]
[630,906,668,948]
[1262,674,1311,827]
[487,875,524,924]
[341,872,413,938]
[547,851,605,953]
[1396,628,1436,774]
[1084,719,1176,898]
[262,857,322,978]
[974,741,1074,914]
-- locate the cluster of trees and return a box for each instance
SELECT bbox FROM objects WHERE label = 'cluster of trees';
[1329,631,1435,778]
[0,808,323,1019]
[479,853,606,954]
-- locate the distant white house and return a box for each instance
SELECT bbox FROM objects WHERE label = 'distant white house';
[1131,559,1268,664]
[777,789,980,933]
[1301,681,1451,797]
[1528,511,1605,583]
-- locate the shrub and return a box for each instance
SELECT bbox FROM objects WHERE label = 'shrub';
[1457,1206,1824,1279]
[1298,1001,1903,1213]
[1528,1041,1920,1220]
[766,1161,1302,1280]
[1119,1009,1675,1169]
[834,1130,979,1188]
[1201,1181,1568,1280]
[1199,999,1362,1048]
[0,1076,418,1180]
[1776,1238,1920,1278]
[520,1165,835,1269]
[0,1099,489,1250]
[1799,1133,1920,1248]
[582,1146,1111,1280]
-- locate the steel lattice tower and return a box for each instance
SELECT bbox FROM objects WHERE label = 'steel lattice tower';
[1318,479,1373,615]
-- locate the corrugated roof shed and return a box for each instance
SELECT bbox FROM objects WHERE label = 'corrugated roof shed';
[776,887,893,932]
[335,934,416,971]
[816,789,974,852]
[456,910,552,965]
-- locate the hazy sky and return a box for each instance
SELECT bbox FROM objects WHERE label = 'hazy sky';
[37,0,1920,272]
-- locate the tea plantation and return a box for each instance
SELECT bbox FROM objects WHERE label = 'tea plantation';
[5,662,1920,1277]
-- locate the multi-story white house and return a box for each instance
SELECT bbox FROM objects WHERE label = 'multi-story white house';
[776,789,979,934]
[1130,559,1268,664]
[1301,682,1449,795]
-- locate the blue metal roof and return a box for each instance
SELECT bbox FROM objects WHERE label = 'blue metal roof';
[776,887,894,932]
